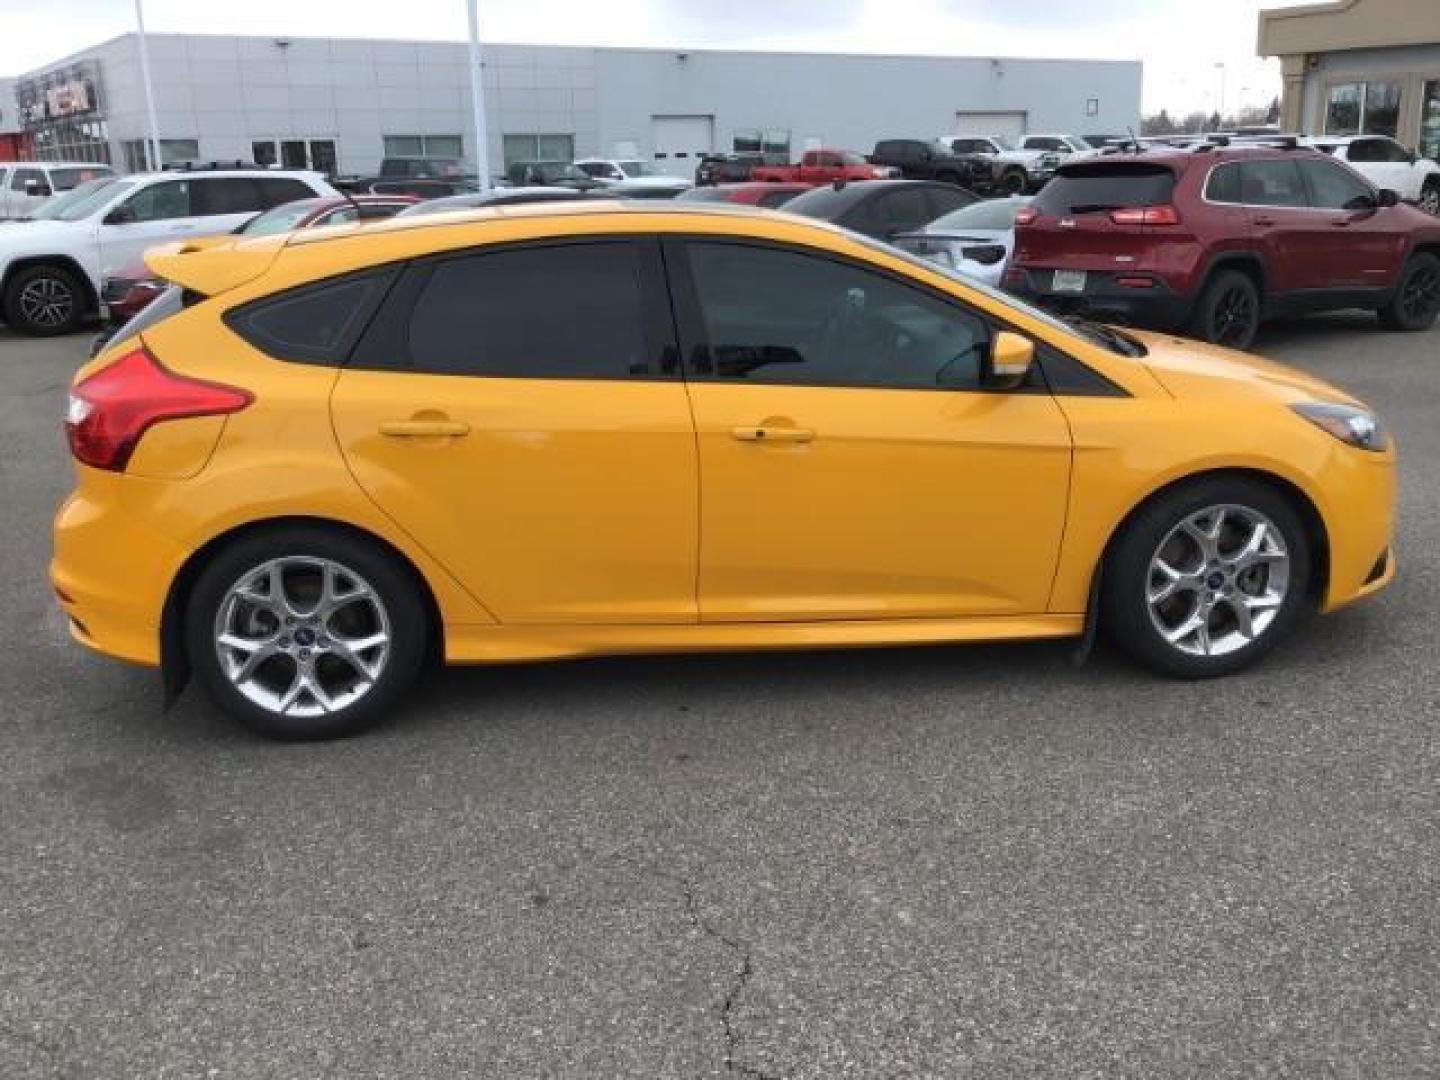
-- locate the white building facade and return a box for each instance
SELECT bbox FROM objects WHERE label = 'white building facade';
[8,33,1142,177]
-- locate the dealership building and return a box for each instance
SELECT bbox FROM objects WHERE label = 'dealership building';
[2,33,1141,177]
[1260,0,1440,159]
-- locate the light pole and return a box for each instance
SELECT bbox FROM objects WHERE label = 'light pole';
[1214,62,1227,126]
[465,0,492,190]
[134,0,163,170]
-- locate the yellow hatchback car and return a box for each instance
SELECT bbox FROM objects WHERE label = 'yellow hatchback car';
[53,202,1396,739]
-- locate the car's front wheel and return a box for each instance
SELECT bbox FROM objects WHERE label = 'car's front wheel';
[185,526,429,739]
[3,263,88,336]
[1102,478,1312,678]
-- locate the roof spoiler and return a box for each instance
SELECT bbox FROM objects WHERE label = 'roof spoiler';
[143,235,283,298]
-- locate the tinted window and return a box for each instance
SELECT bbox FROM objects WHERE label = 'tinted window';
[870,187,931,232]
[1299,158,1374,210]
[783,184,868,220]
[12,168,45,192]
[226,271,396,365]
[196,177,266,216]
[1204,163,1243,204]
[258,177,317,209]
[50,166,111,191]
[1032,163,1175,213]
[952,140,991,154]
[1238,160,1306,207]
[123,180,193,222]
[926,185,976,219]
[1026,137,1065,152]
[929,198,1028,231]
[758,189,802,208]
[1348,138,1385,163]
[403,243,654,378]
[686,242,990,389]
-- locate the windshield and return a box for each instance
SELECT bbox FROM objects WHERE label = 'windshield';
[537,163,588,183]
[50,166,114,191]
[31,178,132,221]
[240,201,322,236]
[928,197,1030,232]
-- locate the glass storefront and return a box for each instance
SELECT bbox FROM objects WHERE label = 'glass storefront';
[1422,80,1440,163]
[1325,80,1402,138]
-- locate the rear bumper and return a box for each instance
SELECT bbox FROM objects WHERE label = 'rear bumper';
[1007,267,1195,330]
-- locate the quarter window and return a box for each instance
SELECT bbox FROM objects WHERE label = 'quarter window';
[226,270,396,365]
[400,242,656,379]
[685,242,991,390]
[1205,163,1243,204]
[1299,159,1374,210]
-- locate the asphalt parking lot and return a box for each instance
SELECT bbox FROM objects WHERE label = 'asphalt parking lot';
[2,314,1438,1079]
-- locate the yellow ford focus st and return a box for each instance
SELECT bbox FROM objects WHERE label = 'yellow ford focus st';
[52,202,1395,739]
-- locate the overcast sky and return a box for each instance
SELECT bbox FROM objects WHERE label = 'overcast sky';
[0,0,1303,115]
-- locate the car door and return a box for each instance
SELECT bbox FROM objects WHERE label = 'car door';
[1236,159,1317,293]
[95,178,203,277]
[329,238,700,624]
[668,238,1072,622]
[1295,157,1405,291]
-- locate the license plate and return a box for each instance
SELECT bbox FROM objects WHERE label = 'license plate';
[1052,270,1087,293]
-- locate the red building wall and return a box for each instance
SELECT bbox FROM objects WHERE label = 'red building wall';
[0,132,36,160]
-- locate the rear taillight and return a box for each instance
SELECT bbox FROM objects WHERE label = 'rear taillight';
[1014,207,1039,227]
[65,346,252,472]
[1109,205,1181,226]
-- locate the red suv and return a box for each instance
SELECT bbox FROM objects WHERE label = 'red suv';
[1005,145,1440,348]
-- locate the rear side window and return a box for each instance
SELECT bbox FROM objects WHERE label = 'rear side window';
[258,177,316,208]
[1238,160,1307,208]
[225,270,396,365]
[357,241,664,380]
[1205,163,1243,204]
[1032,163,1175,214]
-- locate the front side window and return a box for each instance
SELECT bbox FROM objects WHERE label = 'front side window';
[1237,160,1306,208]
[1299,158,1374,210]
[122,180,193,222]
[401,242,656,379]
[49,166,111,191]
[685,242,991,390]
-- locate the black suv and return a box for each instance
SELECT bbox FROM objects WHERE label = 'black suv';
[868,140,990,191]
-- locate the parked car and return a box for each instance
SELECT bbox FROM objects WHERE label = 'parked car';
[337,177,477,199]
[0,161,114,220]
[1005,145,1440,348]
[783,179,978,240]
[677,182,812,208]
[504,161,603,190]
[694,152,766,186]
[378,157,468,180]
[574,158,691,197]
[1301,136,1440,215]
[1020,134,1102,159]
[396,187,620,217]
[56,201,1397,738]
[0,167,334,336]
[750,149,892,185]
[890,196,1032,286]
[94,195,419,350]
[868,139,991,191]
[941,136,1060,194]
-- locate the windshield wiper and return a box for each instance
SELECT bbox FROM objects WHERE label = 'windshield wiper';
[1066,317,1146,357]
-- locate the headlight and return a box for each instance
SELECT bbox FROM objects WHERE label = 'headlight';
[1292,402,1389,452]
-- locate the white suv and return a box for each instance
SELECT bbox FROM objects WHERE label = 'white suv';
[0,161,114,221]
[0,167,335,335]
[1304,136,1440,215]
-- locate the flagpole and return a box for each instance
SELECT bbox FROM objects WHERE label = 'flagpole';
[134,0,163,170]
[465,0,492,190]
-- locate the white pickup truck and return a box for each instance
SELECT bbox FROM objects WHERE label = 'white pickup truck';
[0,161,114,220]
[938,134,1100,195]
[0,167,334,335]
[1303,136,1440,215]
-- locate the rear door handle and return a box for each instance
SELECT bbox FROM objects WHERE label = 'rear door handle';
[1253,217,1275,227]
[379,419,471,438]
[731,426,815,444]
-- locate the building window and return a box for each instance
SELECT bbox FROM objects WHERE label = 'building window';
[250,138,339,175]
[119,138,199,172]
[1422,81,1440,163]
[383,135,464,160]
[1325,80,1402,138]
[34,119,111,164]
[501,133,574,166]
[731,128,791,161]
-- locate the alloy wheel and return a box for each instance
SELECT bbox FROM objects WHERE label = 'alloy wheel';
[1146,504,1291,658]
[1211,285,1257,347]
[213,557,392,718]
[1401,262,1440,323]
[1419,186,1440,217]
[18,276,75,329]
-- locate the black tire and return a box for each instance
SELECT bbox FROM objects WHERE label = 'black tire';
[185,525,429,740]
[1417,181,1440,217]
[1189,269,1261,349]
[1378,252,1440,331]
[3,263,88,336]
[1000,169,1027,196]
[1102,476,1313,679]
[934,170,961,186]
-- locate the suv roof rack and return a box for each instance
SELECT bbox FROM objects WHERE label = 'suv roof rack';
[162,160,266,172]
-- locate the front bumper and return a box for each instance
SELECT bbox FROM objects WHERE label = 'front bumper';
[1317,449,1398,614]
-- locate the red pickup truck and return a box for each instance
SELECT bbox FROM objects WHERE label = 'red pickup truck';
[751,149,891,184]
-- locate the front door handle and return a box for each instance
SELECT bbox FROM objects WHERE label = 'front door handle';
[380,419,471,438]
[731,425,815,444]
[1253,217,1276,227]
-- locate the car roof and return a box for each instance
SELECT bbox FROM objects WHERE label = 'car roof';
[128,169,323,181]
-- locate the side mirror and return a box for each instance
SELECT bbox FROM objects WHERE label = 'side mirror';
[104,204,137,225]
[984,331,1035,389]
[1377,188,1400,208]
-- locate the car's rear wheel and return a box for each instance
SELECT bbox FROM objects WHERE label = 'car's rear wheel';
[1102,478,1312,678]
[1191,269,1260,349]
[185,526,428,740]
[1378,252,1440,331]
[1000,169,1027,196]
[3,263,88,336]
[1418,181,1440,217]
